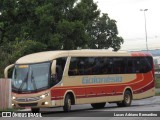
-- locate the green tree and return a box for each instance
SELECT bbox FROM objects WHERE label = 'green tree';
[0,0,100,49]
[0,0,124,77]
[0,40,47,77]
[87,13,123,51]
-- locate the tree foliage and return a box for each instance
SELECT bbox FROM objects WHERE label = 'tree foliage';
[87,13,123,51]
[0,0,124,77]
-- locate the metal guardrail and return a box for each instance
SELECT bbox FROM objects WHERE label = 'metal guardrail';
[0,78,11,110]
[155,71,160,75]
[155,68,160,75]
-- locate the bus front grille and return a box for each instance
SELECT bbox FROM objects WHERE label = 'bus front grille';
[18,103,38,107]
[16,97,40,102]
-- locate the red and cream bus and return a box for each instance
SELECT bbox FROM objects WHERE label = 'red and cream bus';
[4,50,155,112]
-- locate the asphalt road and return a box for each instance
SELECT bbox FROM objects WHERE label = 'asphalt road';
[41,96,160,117]
[1,96,160,120]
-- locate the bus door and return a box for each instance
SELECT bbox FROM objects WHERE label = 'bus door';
[50,58,67,106]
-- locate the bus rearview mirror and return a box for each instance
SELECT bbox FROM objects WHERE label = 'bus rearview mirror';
[51,60,56,75]
[4,64,15,78]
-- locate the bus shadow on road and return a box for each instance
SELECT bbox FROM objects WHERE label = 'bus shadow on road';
[41,105,120,117]
[41,103,156,117]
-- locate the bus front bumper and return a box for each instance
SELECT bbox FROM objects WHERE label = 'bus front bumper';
[12,93,53,108]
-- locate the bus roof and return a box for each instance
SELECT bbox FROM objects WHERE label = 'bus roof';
[15,50,151,64]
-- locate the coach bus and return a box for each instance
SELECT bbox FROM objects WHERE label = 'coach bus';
[4,50,155,112]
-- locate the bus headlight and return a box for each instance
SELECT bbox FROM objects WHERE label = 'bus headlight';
[39,93,49,99]
[12,96,16,100]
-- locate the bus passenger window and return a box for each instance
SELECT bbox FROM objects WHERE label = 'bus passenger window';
[139,57,152,73]
[101,58,113,74]
[68,58,79,76]
[113,58,126,74]
[133,58,140,73]
[127,59,134,73]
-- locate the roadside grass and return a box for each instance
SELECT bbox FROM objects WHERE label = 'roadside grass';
[155,92,160,96]
[0,108,16,112]
[155,76,160,88]
[155,75,160,96]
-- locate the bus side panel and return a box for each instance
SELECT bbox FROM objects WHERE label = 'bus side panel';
[50,88,62,106]
[52,72,155,106]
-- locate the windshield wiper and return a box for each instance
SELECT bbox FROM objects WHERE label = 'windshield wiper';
[18,71,29,93]
[31,70,37,91]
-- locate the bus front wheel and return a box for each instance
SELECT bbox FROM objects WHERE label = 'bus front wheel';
[117,90,132,107]
[91,102,106,109]
[63,94,72,112]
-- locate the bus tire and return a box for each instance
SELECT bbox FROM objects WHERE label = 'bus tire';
[63,94,72,112]
[91,102,106,109]
[117,90,132,107]
[31,108,40,113]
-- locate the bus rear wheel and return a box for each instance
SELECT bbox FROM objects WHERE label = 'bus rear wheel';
[91,102,106,109]
[31,108,40,113]
[117,90,132,107]
[63,94,72,112]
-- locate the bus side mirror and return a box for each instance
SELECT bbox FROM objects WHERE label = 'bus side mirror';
[51,60,56,75]
[50,60,57,86]
[4,64,15,78]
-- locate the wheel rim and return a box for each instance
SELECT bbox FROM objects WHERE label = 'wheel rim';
[68,99,71,109]
[125,94,130,104]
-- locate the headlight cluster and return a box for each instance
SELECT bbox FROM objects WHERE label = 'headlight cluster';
[39,93,49,99]
[12,96,16,100]
[12,93,49,101]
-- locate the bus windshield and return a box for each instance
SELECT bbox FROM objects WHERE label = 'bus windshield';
[12,62,50,93]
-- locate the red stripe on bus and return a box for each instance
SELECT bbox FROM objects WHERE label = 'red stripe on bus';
[51,81,154,100]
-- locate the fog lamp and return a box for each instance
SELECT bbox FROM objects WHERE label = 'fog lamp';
[44,102,48,105]
[12,96,16,100]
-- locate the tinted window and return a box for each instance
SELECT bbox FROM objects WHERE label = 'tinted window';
[68,56,153,76]
[113,58,126,74]
[139,57,152,73]
[68,57,114,76]
[133,57,141,73]
[68,57,98,75]
[101,57,113,74]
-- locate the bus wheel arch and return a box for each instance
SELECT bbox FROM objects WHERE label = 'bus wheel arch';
[63,90,76,112]
[124,87,133,98]
[117,87,133,107]
[63,90,76,105]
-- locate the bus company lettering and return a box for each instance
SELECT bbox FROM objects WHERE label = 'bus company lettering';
[82,76,122,84]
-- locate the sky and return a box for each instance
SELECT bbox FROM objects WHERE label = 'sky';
[95,0,160,50]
